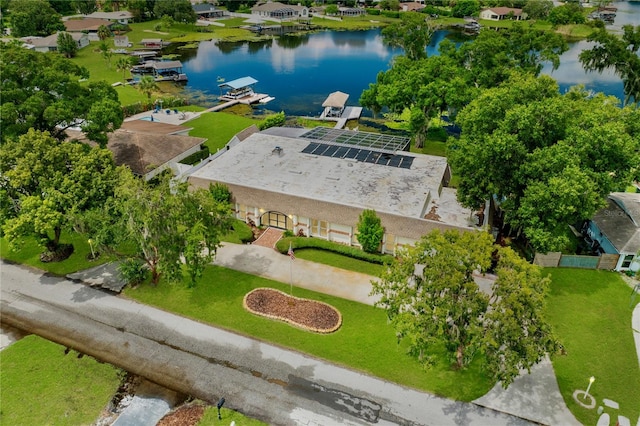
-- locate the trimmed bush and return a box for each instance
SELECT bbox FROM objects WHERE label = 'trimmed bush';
[275,237,393,265]
[179,146,209,165]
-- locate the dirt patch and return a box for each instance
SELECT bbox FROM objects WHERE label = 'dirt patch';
[244,288,342,333]
[157,401,206,426]
[40,243,74,262]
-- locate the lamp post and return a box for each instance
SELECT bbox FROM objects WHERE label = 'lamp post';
[88,239,95,259]
[216,397,225,420]
[584,376,595,400]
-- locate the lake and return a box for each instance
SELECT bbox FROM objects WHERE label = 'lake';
[180,5,638,116]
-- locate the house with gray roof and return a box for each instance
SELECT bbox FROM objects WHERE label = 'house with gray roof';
[22,32,89,53]
[252,1,309,20]
[187,126,485,254]
[586,192,640,272]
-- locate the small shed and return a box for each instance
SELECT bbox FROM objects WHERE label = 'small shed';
[219,76,258,100]
[322,91,349,117]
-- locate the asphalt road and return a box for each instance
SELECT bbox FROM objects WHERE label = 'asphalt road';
[0,261,534,426]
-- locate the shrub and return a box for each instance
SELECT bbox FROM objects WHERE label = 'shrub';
[366,8,381,15]
[275,237,393,264]
[118,258,148,286]
[179,146,209,165]
[209,182,231,204]
[258,111,286,130]
[381,10,400,18]
[357,209,384,253]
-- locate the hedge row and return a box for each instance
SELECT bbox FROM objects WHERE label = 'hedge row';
[275,237,394,265]
[179,146,210,165]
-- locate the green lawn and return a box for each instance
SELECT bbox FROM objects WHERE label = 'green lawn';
[292,248,385,276]
[124,265,493,401]
[0,335,121,425]
[187,111,260,152]
[546,268,640,426]
[199,405,268,426]
[0,232,117,276]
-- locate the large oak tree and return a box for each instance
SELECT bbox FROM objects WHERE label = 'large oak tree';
[372,229,558,388]
[448,73,640,252]
[0,130,120,255]
[0,44,123,146]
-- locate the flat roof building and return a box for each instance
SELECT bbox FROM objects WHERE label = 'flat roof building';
[188,127,484,253]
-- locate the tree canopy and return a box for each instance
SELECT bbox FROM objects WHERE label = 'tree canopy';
[357,209,384,253]
[381,12,434,61]
[0,44,123,146]
[371,229,558,388]
[0,129,120,254]
[153,0,197,24]
[360,25,566,148]
[448,73,640,252]
[8,0,64,37]
[103,172,234,287]
[580,24,640,106]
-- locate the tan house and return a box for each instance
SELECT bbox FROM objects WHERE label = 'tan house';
[251,1,309,20]
[479,7,527,20]
[188,126,485,254]
[64,18,114,41]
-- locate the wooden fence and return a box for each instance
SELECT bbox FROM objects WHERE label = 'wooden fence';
[533,252,620,270]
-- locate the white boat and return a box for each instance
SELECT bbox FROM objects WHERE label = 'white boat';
[259,96,275,104]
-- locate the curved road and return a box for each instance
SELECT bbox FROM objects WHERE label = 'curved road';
[1,261,534,426]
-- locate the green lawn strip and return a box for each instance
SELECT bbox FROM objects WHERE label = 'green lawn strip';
[0,233,117,276]
[198,406,268,425]
[124,265,493,401]
[545,268,640,426]
[0,335,121,425]
[187,112,260,152]
[292,248,384,276]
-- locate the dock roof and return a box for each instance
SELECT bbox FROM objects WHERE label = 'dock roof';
[322,91,349,108]
[219,76,258,89]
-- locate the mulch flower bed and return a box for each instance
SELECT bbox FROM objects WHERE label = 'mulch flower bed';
[244,288,342,333]
[157,402,205,426]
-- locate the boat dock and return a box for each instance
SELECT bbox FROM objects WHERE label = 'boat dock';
[206,93,272,112]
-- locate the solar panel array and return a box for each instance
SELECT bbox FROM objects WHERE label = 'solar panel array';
[300,127,410,153]
[301,142,414,169]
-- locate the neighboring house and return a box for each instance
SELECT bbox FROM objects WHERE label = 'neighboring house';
[401,2,426,12]
[187,126,485,254]
[586,192,640,272]
[193,2,225,18]
[85,11,133,25]
[64,18,114,41]
[67,128,205,181]
[114,35,131,47]
[338,7,366,16]
[22,32,89,52]
[251,1,309,20]
[479,7,527,20]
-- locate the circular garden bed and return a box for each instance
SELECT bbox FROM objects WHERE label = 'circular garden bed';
[243,288,342,333]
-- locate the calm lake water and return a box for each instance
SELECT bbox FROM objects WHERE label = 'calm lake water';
[180,3,638,116]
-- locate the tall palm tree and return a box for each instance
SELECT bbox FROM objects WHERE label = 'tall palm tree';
[115,56,131,81]
[137,76,158,101]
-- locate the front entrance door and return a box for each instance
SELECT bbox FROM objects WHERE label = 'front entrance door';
[263,211,291,230]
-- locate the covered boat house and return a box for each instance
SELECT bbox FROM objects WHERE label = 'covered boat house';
[322,91,349,118]
[219,76,258,100]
